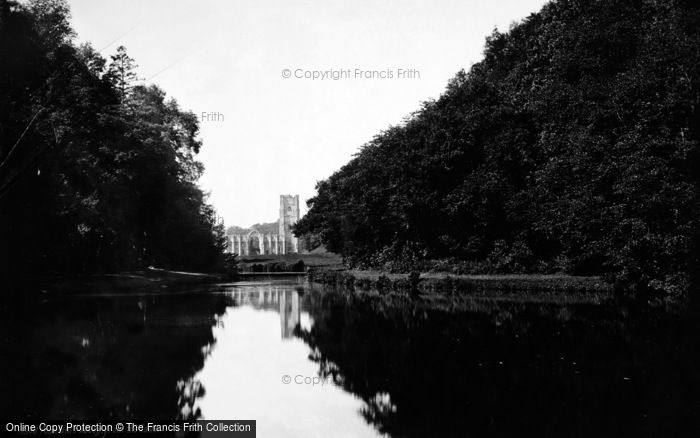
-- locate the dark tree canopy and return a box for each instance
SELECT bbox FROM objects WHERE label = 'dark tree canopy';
[294,0,700,301]
[0,0,227,279]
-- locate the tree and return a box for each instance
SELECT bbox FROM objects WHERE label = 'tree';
[296,0,700,301]
[0,0,227,282]
[105,45,138,102]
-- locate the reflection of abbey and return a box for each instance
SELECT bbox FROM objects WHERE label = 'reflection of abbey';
[226,195,302,255]
[229,286,301,339]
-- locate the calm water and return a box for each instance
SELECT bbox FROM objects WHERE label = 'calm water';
[2,279,699,437]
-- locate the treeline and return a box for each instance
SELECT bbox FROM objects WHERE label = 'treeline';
[294,0,700,300]
[0,0,227,279]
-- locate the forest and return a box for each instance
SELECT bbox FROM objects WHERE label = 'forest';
[294,0,700,302]
[0,0,227,281]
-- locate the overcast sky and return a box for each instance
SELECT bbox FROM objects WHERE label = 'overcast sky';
[68,0,549,227]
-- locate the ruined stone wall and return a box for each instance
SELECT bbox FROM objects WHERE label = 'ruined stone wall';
[225,194,302,255]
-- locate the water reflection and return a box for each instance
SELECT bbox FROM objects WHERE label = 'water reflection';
[227,286,303,339]
[2,280,698,437]
[0,290,230,421]
[190,283,379,437]
[297,285,700,437]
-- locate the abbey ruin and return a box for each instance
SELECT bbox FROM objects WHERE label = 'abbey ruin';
[226,195,301,255]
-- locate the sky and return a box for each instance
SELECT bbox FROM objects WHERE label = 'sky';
[67,0,549,228]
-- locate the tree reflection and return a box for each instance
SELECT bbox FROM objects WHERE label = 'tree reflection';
[0,288,230,421]
[298,286,700,437]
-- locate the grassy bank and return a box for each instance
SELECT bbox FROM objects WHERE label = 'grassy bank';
[307,268,614,304]
[238,250,343,272]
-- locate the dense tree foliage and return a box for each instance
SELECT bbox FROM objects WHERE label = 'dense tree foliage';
[295,0,700,300]
[0,0,227,279]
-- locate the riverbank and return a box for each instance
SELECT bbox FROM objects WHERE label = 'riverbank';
[27,268,226,296]
[307,268,614,304]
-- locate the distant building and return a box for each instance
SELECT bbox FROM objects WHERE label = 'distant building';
[226,195,302,255]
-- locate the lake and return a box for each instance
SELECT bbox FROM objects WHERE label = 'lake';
[2,278,698,437]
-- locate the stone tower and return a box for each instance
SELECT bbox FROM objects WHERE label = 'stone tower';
[279,194,300,253]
